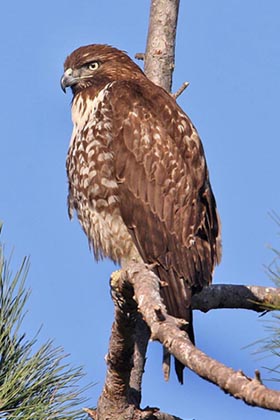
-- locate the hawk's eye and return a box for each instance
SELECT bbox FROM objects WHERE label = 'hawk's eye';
[87,62,99,71]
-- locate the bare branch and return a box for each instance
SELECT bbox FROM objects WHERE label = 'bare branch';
[192,284,280,312]
[121,262,280,412]
[94,273,137,418]
[135,53,145,61]
[92,271,185,420]
[128,314,150,407]
[153,412,184,420]
[83,408,95,419]
[172,81,190,100]
[144,0,180,91]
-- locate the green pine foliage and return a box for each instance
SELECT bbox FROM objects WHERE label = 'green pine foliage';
[260,242,280,381]
[0,229,89,419]
[253,213,280,382]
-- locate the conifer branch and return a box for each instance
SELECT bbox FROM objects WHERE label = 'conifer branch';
[0,235,89,419]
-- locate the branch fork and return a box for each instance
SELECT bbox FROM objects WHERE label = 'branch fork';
[88,262,280,418]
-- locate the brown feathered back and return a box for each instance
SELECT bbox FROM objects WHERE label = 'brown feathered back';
[62,44,221,383]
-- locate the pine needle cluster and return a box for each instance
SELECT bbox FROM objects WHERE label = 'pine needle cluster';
[0,227,89,419]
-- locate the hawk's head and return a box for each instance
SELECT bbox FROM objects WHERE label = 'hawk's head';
[61,44,145,95]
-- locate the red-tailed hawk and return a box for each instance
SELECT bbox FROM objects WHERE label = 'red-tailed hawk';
[61,44,221,383]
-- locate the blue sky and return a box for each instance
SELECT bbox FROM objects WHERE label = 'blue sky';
[1,1,280,419]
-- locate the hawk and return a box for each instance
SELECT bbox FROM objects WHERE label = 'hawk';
[61,44,221,383]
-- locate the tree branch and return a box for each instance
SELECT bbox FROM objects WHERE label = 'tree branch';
[172,81,190,99]
[126,0,182,409]
[94,275,137,419]
[192,284,280,312]
[144,0,180,91]
[89,262,280,418]
[91,271,183,420]
[128,313,150,407]
[118,262,280,413]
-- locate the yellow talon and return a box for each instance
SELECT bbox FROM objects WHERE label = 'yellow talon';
[110,269,124,291]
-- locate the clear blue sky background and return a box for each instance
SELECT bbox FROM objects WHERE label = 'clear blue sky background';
[1,1,280,419]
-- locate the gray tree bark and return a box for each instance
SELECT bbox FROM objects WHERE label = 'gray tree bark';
[144,0,180,91]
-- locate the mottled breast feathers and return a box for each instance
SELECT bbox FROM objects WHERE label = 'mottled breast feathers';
[62,44,221,383]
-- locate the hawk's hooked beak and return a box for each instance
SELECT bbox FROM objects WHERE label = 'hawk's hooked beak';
[60,68,78,93]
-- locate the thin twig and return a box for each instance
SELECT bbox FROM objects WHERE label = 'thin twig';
[135,53,145,61]
[83,407,95,419]
[172,81,190,99]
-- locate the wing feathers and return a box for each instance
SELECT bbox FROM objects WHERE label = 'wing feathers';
[109,78,221,316]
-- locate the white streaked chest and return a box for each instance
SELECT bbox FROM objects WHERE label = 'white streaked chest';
[67,84,114,192]
[66,85,140,264]
[70,84,112,146]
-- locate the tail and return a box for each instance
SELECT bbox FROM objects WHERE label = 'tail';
[174,309,194,384]
[162,308,194,384]
[157,266,194,384]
